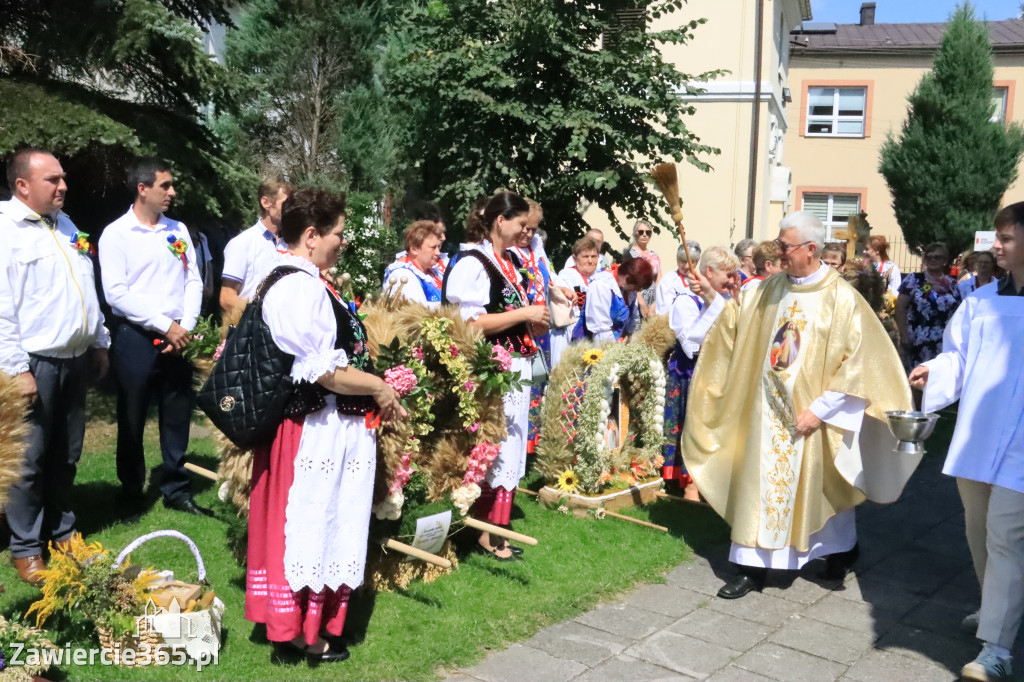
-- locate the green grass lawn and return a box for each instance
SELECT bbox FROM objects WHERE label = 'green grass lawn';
[0,392,729,681]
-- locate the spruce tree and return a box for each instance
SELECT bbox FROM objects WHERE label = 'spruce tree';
[880,2,1024,255]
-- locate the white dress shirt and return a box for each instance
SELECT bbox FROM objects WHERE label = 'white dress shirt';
[0,199,110,375]
[99,207,203,334]
[222,220,287,301]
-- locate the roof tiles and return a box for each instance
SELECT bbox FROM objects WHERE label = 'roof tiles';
[791,18,1024,52]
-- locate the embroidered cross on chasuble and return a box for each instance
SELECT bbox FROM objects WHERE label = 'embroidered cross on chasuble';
[681,267,915,553]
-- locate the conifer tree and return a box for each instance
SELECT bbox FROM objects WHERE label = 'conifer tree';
[879,2,1024,255]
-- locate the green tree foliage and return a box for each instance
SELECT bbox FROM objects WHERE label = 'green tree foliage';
[223,0,400,192]
[386,0,721,259]
[879,3,1024,255]
[0,0,252,229]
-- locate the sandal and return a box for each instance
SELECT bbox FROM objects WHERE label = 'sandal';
[478,544,520,562]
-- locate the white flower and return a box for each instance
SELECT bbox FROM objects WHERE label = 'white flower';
[217,481,231,503]
[451,484,481,516]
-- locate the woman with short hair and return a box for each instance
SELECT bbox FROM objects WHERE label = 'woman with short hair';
[246,187,404,663]
[896,241,962,370]
[386,220,445,308]
[579,257,655,342]
[958,250,998,298]
[551,237,600,365]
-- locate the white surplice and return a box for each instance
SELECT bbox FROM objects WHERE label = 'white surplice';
[922,282,1024,493]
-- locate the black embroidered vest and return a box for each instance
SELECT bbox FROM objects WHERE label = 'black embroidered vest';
[442,249,537,357]
[285,281,377,418]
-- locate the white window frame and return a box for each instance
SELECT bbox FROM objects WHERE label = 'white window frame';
[805,86,868,138]
[992,86,1009,124]
[802,192,861,241]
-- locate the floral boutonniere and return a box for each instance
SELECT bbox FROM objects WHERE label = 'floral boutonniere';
[69,232,95,256]
[166,235,189,270]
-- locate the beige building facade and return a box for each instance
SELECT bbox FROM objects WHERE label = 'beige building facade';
[785,7,1024,269]
[586,0,813,264]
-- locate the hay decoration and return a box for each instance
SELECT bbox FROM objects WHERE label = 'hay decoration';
[368,539,459,592]
[536,340,666,494]
[631,314,677,359]
[0,372,29,508]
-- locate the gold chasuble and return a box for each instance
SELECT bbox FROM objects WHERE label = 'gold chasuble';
[682,267,913,553]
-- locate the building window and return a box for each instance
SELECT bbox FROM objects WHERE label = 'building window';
[802,192,861,240]
[805,87,867,136]
[992,86,1009,123]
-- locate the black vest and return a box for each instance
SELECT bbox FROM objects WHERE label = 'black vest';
[442,249,537,357]
[285,281,377,418]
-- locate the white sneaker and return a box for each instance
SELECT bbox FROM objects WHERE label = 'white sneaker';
[961,647,1012,681]
[961,611,980,635]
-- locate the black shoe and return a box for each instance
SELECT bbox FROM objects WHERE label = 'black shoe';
[717,571,765,599]
[119,487,147,522]
[819,543,860,581]
[506,544,524,555]
[478,544,520,562]
[164,497,214,517]
[272,641,349,665]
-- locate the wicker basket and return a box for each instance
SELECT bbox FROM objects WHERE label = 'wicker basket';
[96,625,163,667]
[96,530,215,667]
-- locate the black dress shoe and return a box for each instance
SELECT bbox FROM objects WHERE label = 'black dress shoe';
[506,544,524,555]
[478,544,520,562]
[164,497,214,517]
[819,543,860,581]
[717,572,764,599]
[272,641,350,665]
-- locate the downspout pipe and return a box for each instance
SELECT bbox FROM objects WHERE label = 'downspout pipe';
[745,0,765,240]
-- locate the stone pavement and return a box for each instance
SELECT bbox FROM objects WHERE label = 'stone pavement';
[444,454,1024,682]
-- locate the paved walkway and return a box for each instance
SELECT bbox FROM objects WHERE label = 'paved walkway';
[444,454,1023,682]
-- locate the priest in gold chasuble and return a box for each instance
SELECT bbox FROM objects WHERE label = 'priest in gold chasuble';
[680,212,914,600]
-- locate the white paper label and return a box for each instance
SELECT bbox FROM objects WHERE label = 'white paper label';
[411,510,452,557]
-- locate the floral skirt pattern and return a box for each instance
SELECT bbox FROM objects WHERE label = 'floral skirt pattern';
[662,344,696,484]
[527,333,551,454]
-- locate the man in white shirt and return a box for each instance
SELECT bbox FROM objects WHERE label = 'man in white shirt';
[911,203,1024,682]
[219,179,291,312]
[99,158,209,517]
[655,241,701,314]
[0,148,110,584]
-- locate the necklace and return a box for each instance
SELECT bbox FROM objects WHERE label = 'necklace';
[573,266,591,286]
[492,246,528,303]
[514,246,546,304]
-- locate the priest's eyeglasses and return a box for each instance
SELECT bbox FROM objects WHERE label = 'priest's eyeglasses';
[775,239,813,254]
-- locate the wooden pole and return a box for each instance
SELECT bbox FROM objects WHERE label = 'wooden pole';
[601,510,668,532]
[184,462,219,482]
[380,538,452,569]
[461,517,539,546]
[516,487,538,497]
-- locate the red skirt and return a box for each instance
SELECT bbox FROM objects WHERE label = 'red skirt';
[244,416,351,645]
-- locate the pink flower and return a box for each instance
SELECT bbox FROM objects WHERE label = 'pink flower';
[411,347,423,360]
[463,380,476,392]
[490,344,513,372]
[449,344,459,358]
[212,339,226,361]
[353,341,364,355]
[384,365,418,397]
[466,422,480,432]
[505,304,515,311]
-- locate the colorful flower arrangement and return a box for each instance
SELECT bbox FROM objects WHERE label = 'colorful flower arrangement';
[69,231,94,256]
[166,234,189,270]
[182,315,222,362]
[536,340,667,495]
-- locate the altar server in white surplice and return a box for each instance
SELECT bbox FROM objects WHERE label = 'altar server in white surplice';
[911,203,1024,682]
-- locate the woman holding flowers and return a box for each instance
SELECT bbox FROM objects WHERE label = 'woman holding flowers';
[443,191,549,561]
[246,188,404,663]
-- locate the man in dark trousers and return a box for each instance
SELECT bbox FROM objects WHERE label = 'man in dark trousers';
[0,148,110,583]
[99,158,210,516]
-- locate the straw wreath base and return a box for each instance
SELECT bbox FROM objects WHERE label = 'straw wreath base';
[538,478,664,515]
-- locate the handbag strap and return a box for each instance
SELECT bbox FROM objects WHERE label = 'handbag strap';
[252,265,306,304]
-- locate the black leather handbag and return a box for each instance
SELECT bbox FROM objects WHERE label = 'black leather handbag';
[195,266,303,449]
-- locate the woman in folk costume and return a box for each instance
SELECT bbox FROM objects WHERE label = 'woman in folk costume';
[662,245,739,501]
[551,236,600,367]
[245,188,404,662]
[577,257,654,342]
[443,191,550,561]
[865,234,902,298]
[386,220,445,308]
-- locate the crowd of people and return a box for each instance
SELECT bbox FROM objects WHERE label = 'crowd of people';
[1,147,1022,678]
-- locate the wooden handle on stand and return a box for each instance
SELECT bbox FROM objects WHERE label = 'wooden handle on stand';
[601,509,668,532]
[461,517,539,546]
[380,538,452,568]
[184,462,219,481]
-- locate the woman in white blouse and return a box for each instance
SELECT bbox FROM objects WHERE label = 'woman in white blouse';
[865,235,902,298]
[580,257,654,342]
[551,236,601,366]
[246,188,403,663]
[443,191,549,561]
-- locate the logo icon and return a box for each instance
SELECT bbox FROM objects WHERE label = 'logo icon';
[218,396,236,412]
